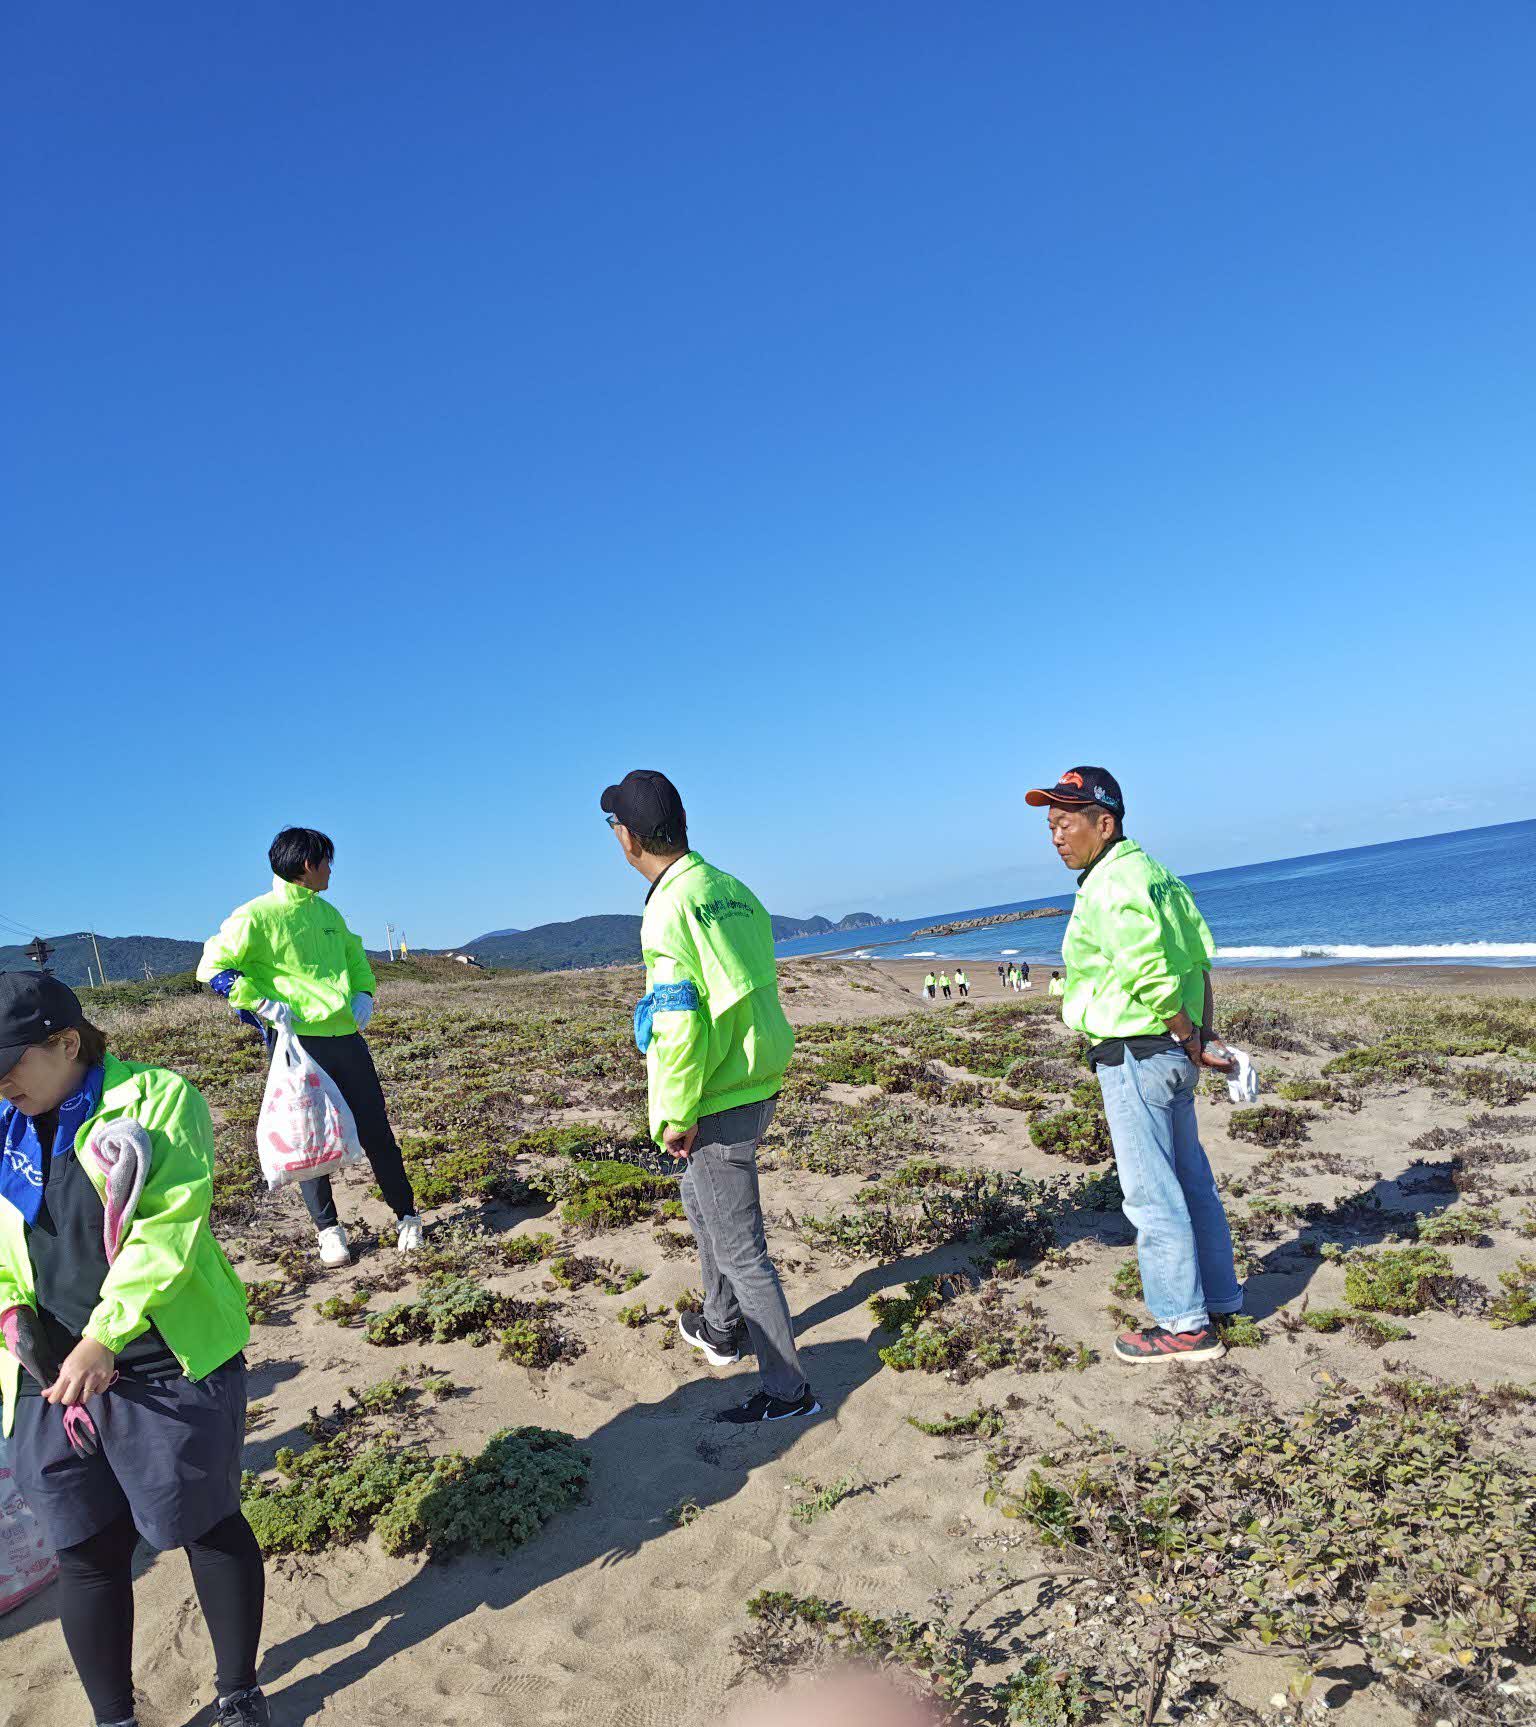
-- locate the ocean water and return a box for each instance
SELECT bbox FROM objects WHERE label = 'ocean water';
[776,819,1536,969]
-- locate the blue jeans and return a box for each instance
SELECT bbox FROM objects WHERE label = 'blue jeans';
[1097,1049,1242,1333]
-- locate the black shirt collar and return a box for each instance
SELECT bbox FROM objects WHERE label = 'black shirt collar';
[644,852,693,906]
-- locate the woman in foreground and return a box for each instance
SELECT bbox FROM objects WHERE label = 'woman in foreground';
[0,972,268,1727]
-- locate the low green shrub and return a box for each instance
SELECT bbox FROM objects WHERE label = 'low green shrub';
[1299,1307,1412,1348]
[1337,1244,1455,1315]
[1227,1105,1310,1146]
[397,1135,533,1208]
[1416,1204,1500,1246]
[1028,1108,1113,1164]
[868,1276,946,1332]
[313,1290,370,1327]
[906,1405,1004,1438]
[1453,1065,1536,1107]
[242,1425,588,1556]
[1322,1041,1444,1083]
[1489,1258,1536,1330]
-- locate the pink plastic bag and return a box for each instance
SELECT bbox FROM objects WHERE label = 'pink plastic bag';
[0,1437,57,1614]
[256,1025,364,1191]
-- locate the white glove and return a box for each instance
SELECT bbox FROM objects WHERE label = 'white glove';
[253,999,293,1030]
[351,993,374,1032]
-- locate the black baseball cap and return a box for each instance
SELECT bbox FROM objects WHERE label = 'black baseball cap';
[0,972,86,1082]
[1024,766,1125,818]
[600,770,687,844]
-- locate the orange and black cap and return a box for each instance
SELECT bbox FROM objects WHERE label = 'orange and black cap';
[1024,767,1125,818]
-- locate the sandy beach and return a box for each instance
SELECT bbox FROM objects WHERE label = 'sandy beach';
[2,960,1533,1726]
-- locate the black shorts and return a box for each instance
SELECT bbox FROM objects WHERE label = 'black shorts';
[10,1355,247,1551]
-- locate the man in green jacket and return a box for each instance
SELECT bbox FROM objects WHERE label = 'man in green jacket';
[602,769,817,1425]
[1025,767,1242,1365]
[199,826,422,1266]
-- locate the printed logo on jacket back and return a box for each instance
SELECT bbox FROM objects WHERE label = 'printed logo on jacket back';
[693,896,755,930]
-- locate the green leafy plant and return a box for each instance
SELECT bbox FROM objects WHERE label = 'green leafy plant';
[906,1405,1004,1438]
[1297,1307,1411,1348]
[1028,1108,1114,1164]
[1488,1257,1536,1329]
[314,1290,371,1327]
[1336,1244,1455,1314]
[242,1425,588,1556]
[1227,1105,1310,1146]
[1416,1204,1500,1246]
[788,1474,861,1526]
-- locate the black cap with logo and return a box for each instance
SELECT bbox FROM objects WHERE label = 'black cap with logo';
[1024,766,1125,818]
[0,972,86,1082]
[600,770,688,845]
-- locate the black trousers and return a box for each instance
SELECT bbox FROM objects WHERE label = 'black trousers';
[296,1033,416,1228]
[57,1510,264,1723]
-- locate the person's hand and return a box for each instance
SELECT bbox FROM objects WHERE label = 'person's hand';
[1195,1035,1237,1073]
[351,992,374,1032]
[2,1307,63,1389]
[44,1337,116,1407]
[254,999,293,1030]
[662,1124,699,1159]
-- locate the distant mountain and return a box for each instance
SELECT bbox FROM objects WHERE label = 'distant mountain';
[833,912,884,930]
[0,933,203,989]
[468,915,644,971]
[770,914,834,939]
[461,906,888,970]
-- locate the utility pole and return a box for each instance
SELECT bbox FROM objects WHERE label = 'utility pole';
[88,931,109,984]
[24,937,52,973]
[86,964,95,988]
[144,960,154,981]
[386,923,396,962]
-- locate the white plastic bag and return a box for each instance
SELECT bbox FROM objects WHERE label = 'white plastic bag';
[0,1434,57,1614]
[1224,1044,1260,1105]
[257,1025,364,1191]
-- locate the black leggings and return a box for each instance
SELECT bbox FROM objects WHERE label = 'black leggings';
[56,1511,265,1723]
[296,1032,416,1228]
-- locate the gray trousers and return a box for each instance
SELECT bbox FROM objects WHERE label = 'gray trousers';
[678,1098,808,1401]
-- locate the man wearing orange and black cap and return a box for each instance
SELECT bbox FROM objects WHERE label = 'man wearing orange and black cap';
[1025,767,1244,1365]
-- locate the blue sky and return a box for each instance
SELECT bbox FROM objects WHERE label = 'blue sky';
[4,3,1533,948]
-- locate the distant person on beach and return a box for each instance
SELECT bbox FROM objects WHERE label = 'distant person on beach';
[199,827,424,1266]
[923,972,937,1000]
[939,971,952,1000]
[602,769,817,1425]
[955,968,969,998]
[1025,766,1242,1366]
[996,964,1006,986]
[1019,961,1031,989]
[1048,970,1066,998]
[0,974,271,1727]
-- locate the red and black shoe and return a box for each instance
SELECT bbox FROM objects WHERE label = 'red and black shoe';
[1113,1323,1225,1365]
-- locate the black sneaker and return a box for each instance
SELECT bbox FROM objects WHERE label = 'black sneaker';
[216,1687,272,1726]
[1112,1324,1225,1365]
[678,1310,742,1366]
[714,1388,821,1425]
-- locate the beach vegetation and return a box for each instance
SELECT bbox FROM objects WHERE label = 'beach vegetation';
[1329,1244,1456,1314]
[1028,1108,1113,1163]
[241,1424,588,1557]
[1226,1104,1310,1146]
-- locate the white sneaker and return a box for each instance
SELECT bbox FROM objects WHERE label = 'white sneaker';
[317,1225,351,1267]
[396,1215,424,1254]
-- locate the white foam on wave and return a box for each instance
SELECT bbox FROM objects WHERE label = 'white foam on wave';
[1000,948,1020,955]
[903,950,940,958]
[1218,942,1536,961]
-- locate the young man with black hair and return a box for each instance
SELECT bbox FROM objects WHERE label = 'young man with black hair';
[1025,768,1243,1364]
[198,827,423,1266]
[601,770,817,1424]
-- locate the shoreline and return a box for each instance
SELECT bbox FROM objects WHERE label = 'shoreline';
[809,955,1536,998]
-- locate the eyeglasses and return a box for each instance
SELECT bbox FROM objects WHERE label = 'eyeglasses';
[605,814,621,830]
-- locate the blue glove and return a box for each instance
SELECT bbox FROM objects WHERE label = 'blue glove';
[352,993,374,1032]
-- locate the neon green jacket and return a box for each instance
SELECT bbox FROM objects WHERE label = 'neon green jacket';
[198,877,376,1037]
[0,1054,251,1436]
[1060,839,1216,1042]
[639,854,795,1141]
